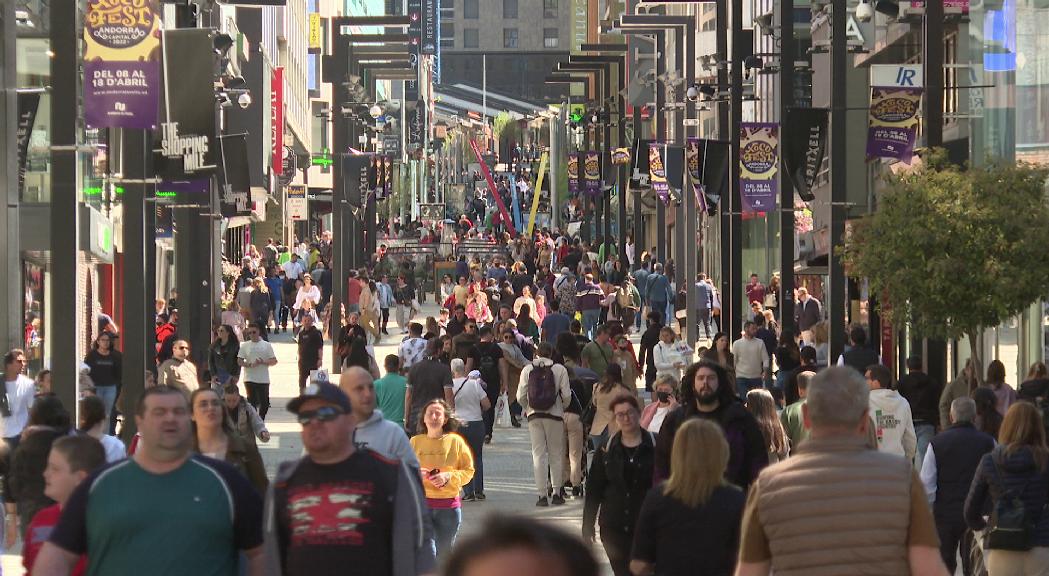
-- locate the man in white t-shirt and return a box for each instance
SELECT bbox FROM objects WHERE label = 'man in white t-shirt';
[281,253,306,281]
[237,323,278,420]
[2,348,36,450]
[731,321,769,399]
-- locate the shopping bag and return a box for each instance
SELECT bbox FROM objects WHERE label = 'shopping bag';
[495,392,512,428]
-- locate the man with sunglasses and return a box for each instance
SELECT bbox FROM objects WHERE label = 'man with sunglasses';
[262,381,435,576]
[157,339,199,395]
[1,349,35,452]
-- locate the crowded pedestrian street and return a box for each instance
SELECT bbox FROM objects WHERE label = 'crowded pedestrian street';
[9,1,1049,576]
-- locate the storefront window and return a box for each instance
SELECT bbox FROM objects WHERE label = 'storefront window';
[23,262,45,375]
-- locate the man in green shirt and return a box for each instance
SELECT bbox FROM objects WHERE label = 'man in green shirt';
[37,386,264,576]
[374,355,408,423]
[780,370,816,450]
[581,325,614,378]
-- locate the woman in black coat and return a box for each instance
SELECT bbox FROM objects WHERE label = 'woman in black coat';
[583,395,655,576]
[6,396,71,538]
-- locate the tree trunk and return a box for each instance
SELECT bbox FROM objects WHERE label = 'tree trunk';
[968,330,984,387]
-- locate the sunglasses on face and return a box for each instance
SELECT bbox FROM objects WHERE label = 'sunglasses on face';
[297,405,344,425]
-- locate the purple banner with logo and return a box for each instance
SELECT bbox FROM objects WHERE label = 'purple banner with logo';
[867,86,923,164]
[739,122,779,213]
[84,0,162,130]
[649,142,669,205]
[567,152,580,195]
[584,151,601,195]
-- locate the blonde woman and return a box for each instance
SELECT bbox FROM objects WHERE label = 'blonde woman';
[810,321,830,367]
[652,326,686,383]
[746,389,789,463]
[630,419,745,576]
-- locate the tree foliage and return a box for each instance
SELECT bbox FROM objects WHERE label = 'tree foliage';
[844,149,1049,374]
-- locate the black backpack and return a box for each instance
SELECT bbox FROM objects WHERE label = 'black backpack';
[986,455,1039,551]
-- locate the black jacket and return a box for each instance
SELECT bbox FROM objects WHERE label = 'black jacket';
[655,401,768,491]
[208,339,241,381]
[583,430,656,540]
[898,371,942,425]
[840,346,879,375]
[965,445,1049,546]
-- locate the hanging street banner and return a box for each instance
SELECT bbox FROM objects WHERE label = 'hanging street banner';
[422,0,439,55]
[470,139,517,238]
[526,152,549,236]
[16,92,39,197]
[685,138,708,213]
[739,122,779,213]
[567,152,580,195]
[308,14,322,54]
[272,67,285,176]
[867,86,923,164]
[649,142,669,205]
[287,185,307,221]
[584,151,601,195]
[783,108,828,202]
[157,28,216,178]
[84,0,162,130]
[342,154,371,208]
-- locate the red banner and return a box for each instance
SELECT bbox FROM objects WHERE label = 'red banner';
[469,139,517,238]
[272,67,284,175]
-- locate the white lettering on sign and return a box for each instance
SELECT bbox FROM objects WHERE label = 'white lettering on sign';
[160,122,211,173]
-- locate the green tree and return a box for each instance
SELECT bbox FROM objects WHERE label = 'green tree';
[844,149,1049,384]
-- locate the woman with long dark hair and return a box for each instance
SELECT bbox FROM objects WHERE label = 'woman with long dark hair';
[78,395,126,463]
[208,324,241,387]
[965,402,1049,572]
[342,335,379,378]
[84,332,122,434]
[973,386,1004,440]
[985,359,1019,417]
[515,304,540,343]
[773,329,801,391]
[7,396,72,538]
[189,388,268,494]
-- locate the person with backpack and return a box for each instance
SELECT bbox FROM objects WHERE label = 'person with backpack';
[517,342,572,507]
[965,401,1049,574]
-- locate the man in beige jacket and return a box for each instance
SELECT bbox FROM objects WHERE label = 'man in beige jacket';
[157,339,199,395]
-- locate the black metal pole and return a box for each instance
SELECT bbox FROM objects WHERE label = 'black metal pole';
[683,25,697,347]
[119,128,151,441]
[603,65,612,259]
[617,57,627,266]
[716,0,732,337]
[50,0,79,409]
[779,0,796,333]
[829,0,847,361]
[728,0,744,339]
[673,29,686,290]
[923,0,946,383]
[632,104,643,272]
[655,33,666,264]
[332,30,348,372]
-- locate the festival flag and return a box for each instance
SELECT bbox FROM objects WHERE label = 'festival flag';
[84,0,162,129]
[739,122,780,213]
[685,138,708,213]
[866,86,923,164]
[649,142,669,205]
[584,151,601,195]
[782,107,828,202]
[567,152,580,195]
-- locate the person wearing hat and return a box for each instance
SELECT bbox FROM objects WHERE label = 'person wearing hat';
[262,380,436,576]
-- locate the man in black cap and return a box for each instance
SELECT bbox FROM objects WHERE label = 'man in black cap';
[261,381,435,576]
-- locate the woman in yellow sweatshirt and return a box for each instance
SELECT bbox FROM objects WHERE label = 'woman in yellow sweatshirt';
[410,399,475,558]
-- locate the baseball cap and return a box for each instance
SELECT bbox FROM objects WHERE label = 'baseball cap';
[287,381,352,415]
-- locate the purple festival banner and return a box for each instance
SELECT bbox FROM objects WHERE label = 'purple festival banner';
[567,152,580,195]
[866,86,923,164]
[648,142,669,205]
[584,151,601,195]
[84,0,162,130]
[739,123,779,213]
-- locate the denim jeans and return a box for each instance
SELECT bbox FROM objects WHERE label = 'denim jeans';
[461,420,485,495]
[736,377,764,399]
[95,385,118,432]
[581,309,601,339]
[915,423,936,468]
[429,507,462,558]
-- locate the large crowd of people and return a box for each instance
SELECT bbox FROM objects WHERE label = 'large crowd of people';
[7,216,1049,576]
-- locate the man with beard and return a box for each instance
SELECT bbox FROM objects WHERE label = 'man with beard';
[654,360,768,490]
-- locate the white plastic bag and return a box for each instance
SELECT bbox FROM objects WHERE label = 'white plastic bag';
[495,392,512,428]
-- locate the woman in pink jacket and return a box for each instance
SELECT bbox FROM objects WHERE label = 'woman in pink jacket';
[640,375,679,435]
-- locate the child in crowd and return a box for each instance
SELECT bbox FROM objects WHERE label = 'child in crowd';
[23,435,107,575]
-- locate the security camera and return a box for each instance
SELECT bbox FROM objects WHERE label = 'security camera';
[237,92,252,109]
[685,84,701,102]
[856,0,874,22]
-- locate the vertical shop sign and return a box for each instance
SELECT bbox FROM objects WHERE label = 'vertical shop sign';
[84,0,162,129]
[739,122,779,213]
[272,67,285,175]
